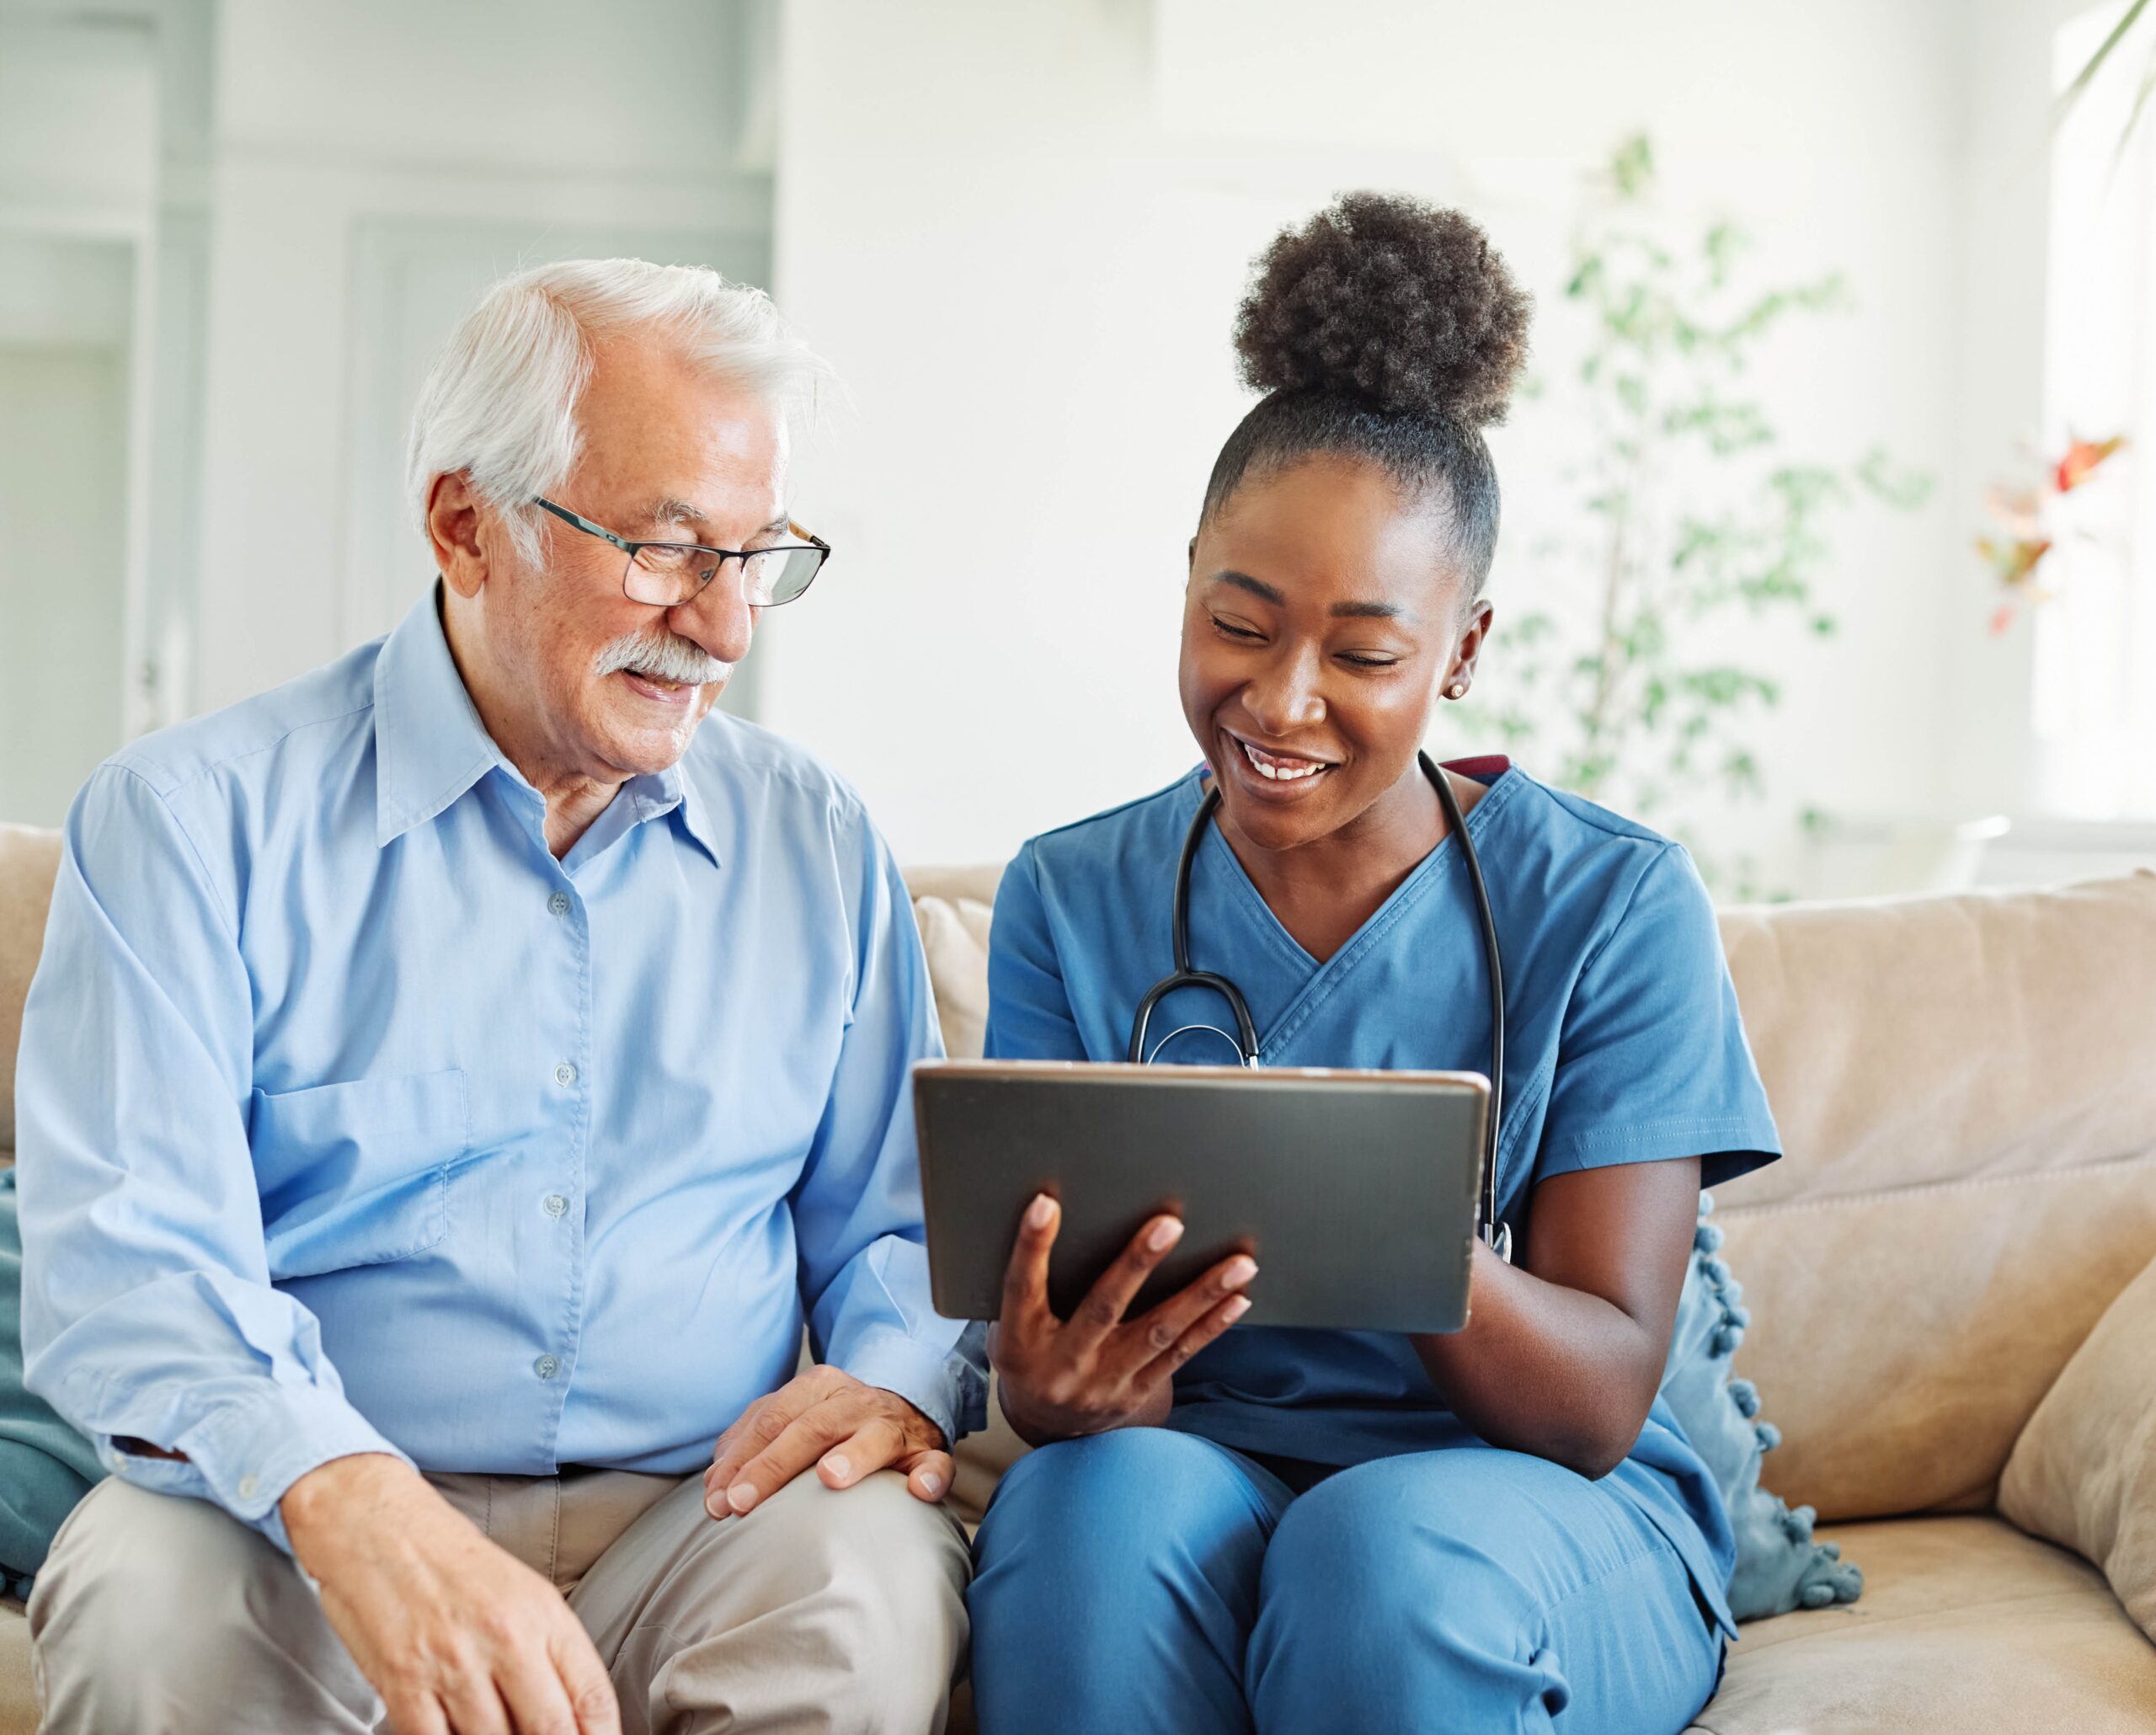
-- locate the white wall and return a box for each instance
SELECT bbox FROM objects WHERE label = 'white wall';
[0,11,160,783]
[768,0,1972,876]
[0,339,128,826]
[187,0,776,713]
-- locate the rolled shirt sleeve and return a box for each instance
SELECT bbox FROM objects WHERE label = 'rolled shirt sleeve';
[790,799,988,1444]
[16,766,410,1551]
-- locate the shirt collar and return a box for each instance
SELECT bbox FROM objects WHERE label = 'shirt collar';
[371,586,723,868]
[629,757,725,868]
[374,587,506,848]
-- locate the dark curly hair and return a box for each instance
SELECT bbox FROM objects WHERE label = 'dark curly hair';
[1200,191,1532,601]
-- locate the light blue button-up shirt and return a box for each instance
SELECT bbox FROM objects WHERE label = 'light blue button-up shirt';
[15,589,984,1546]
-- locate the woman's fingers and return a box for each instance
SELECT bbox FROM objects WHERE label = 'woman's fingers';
[1065,1214,1186,1350]
[1140,1288,1253,1381]
[999,1193,1061,1332]
[1116,1253,1258,1379]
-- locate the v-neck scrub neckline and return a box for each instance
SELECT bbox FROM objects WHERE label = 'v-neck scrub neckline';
[1194,764,1528,1059]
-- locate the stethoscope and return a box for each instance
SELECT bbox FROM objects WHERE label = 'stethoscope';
[1126,750,1513,1263]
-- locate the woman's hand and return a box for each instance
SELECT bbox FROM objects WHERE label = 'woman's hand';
[990,1193,1257,1445]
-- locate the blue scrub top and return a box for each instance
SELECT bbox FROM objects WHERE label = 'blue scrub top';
[985,756,1781,1636]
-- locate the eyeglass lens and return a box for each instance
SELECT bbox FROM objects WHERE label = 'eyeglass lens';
[623,544,822,608]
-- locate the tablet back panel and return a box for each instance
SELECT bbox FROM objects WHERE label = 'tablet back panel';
[914,1062,1487,1333]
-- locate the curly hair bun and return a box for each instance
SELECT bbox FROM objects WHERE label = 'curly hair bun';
[1234,191,1531,428]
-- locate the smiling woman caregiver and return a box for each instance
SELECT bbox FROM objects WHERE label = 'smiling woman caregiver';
[963,193,1784,1735]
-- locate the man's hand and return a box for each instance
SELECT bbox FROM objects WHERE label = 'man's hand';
[703,1365,951,1519]
[281,1453,620,1735]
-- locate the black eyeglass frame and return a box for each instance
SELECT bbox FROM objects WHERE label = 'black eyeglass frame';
[530,496,830,607]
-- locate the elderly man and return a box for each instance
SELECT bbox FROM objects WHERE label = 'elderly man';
[16,259,982,1735]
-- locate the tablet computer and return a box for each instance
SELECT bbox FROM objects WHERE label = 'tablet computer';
[913,1060,1488,1333]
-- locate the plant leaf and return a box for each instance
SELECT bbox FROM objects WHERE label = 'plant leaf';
[2057,0,2151,120]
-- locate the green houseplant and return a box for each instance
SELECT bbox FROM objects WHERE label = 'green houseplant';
[1461,136,1929,896]
[2060,0,2154,156]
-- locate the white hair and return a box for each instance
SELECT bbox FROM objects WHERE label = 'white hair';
[406,257,830,567]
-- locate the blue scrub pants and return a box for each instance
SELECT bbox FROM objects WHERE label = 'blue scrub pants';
[968,1428,1722,1735]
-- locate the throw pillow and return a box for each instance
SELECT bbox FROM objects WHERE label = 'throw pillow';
[0,1168,104,1594]
[1999,1249,2156,1640]
[1659,1190,1863,1620]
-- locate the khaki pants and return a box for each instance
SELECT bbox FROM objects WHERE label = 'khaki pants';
[29,1465,970,1734]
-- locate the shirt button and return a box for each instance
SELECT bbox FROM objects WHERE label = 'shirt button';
[237,1473,260,1499]
[542,1193,568,1218]
[534,1354,560,1380]
[553,1062,578,1087]
[547,890,571,916]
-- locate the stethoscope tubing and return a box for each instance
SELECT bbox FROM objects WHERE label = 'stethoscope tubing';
[1127,751,1511,1262]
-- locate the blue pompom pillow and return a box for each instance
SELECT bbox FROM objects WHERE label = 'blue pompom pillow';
[1658,1191,1862,1620]
[0,1168,105,1596]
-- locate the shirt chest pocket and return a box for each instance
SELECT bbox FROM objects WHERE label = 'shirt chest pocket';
[250,1068,470,1280]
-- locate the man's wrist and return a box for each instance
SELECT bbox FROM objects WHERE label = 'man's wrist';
[279,1450,420,1541]
[871,1385,947,1450]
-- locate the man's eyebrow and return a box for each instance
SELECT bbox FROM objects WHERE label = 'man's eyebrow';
[633,502,791,543]
[632,497,709,534]
[1209,569,1413,621]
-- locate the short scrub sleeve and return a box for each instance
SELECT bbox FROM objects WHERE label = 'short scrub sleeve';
[985,843,1091,1064]
[1535,844,1780,1189]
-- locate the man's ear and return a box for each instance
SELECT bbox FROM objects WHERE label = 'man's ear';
[426,472,493,601]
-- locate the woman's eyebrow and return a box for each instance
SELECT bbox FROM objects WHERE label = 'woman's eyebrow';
[1210,570,1287,605]
[1210,570,1413,622]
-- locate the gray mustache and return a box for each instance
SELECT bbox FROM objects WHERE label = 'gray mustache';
[591,630,731,686]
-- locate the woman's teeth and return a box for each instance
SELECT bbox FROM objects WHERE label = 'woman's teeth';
[1240,739,1329,782]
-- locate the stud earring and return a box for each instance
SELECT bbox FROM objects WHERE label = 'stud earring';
[1447,681,1468,700]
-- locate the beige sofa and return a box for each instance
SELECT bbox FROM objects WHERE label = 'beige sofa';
[3,824,2154,1732]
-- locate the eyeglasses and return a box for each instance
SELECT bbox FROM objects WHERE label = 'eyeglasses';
[531,498,830,608]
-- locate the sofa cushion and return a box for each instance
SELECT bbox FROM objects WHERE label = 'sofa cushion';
[1712,874,2156,1523]
[0,826,62,1156]
[0,1601,32,1735]
[913,894,994,1067]
[1690,1515,2156,1733]
[1999,1250,2156,1640]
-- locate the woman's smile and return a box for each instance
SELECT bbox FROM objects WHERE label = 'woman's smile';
[1222,729,1337,794]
